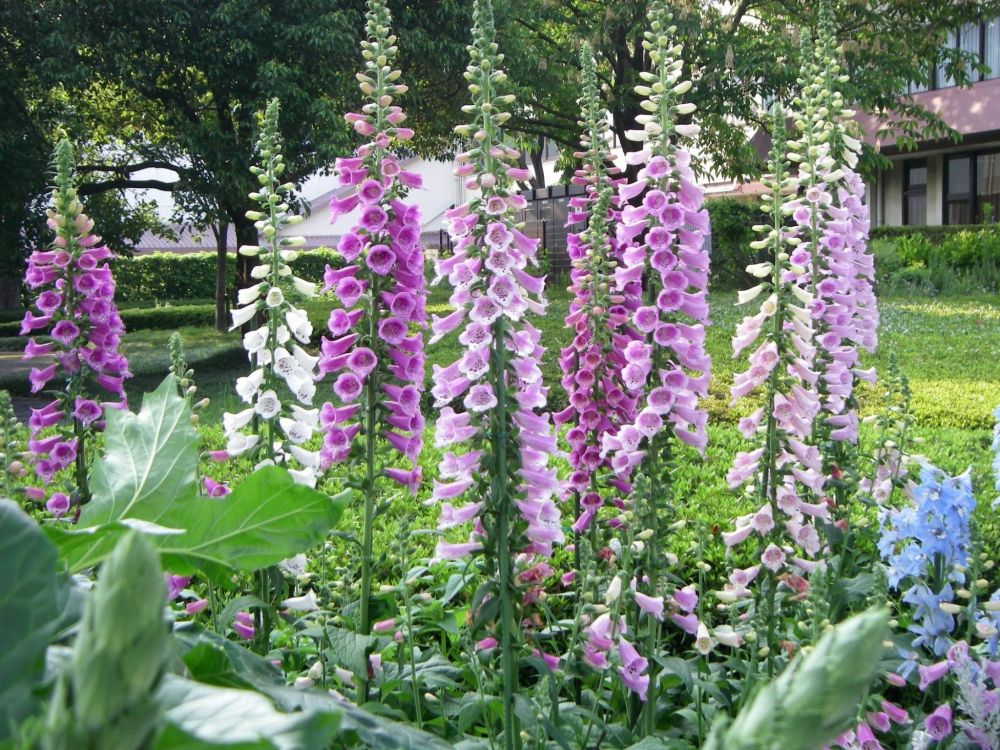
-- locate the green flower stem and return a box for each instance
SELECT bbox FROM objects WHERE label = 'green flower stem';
[357,275,382,704]
[491,313,519,750]
[758,109,790,678]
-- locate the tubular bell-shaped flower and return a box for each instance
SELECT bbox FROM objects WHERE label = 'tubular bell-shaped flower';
[605,0,711,474]
[222,100,321,487]
[723,107,826,611]
[317,0,427,676]
[431,1,558,744]
[21,139,131,512]
[319,0,425,488]
[555,44,637,534]
[431,0,560,566]
[787,3,877,496]
[594,3,709,713]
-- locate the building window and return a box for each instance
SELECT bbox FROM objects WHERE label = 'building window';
[978,153,1000,223]
[909,16,1000,90]
[904,160,928,225]
[986,17,1000,81]
[959,22,982,82]
[943,150,1000,225]
[945,155,974,224]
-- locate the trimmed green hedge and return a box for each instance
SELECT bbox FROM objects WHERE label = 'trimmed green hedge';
[869,224,989,243]
[110,247,343,304]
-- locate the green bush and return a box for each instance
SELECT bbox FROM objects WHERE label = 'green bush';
[706,197,767,291]
[110,247,343,305]
[873,226,1000,294]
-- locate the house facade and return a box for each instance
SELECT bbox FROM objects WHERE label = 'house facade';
[860,16,1000,227]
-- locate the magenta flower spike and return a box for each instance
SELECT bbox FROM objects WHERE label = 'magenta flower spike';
[318,0,426,486]
[788,12,878,460]
[721,109,827,642]
[430,1,559,742]
[430,0,560,567]
[555,45,639,534]
[605,0,711,475]
[21,139,130,510]
[315,0,428,677]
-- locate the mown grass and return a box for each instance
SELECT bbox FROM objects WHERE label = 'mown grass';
[8,286,984,430]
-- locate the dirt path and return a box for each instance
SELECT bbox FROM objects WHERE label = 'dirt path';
[0,352,55,421]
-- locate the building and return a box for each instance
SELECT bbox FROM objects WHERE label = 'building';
[859,16,1000,227]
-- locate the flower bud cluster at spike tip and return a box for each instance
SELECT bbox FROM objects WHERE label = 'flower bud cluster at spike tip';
[222,99,322,487]
[554,43,638,533]
[786,2,877,452]
[430,0,561,562]
[722,106,827,588]
[602,0,712,476]
[319,0,426,491]
[21,138,130,511]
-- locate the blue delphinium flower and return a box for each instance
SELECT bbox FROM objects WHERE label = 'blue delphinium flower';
[880,464,976,659]
[903,583,956,656]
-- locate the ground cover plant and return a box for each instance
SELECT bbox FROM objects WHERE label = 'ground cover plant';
[3,0,1000,749]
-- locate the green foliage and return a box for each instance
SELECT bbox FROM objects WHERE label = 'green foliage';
[873,227,1000,295]
[154,675,341,750]
[81,376,199,526]
[705,198,767,290]
[109,248,343,305]
[703,608,889,750]
[0,501,69,741]
[47,376,349,581]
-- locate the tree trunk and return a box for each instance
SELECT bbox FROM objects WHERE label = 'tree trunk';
[528,135,546,189]
[230,210,258,292]
[212,221,229,332]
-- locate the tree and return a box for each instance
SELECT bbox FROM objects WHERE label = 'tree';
[9,0,471,317]
[498,0,1000,181]
[0,5,165,309]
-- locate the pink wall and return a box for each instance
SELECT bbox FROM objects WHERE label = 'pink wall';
[856,77,1000,148]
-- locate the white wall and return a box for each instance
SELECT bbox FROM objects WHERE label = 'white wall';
[286,159,464,243]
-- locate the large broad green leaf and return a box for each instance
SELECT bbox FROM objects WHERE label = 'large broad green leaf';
[156,469,349,578]
[324,625,376,678]
[48,469,349,582]
[0,500,68,740]
[154,675,340,750]
[263,686,453,750]
[81,375,198,527]
[173,628,451,750]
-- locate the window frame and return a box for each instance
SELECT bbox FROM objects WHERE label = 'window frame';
[903,159,928,226]
[943,147,1000,225]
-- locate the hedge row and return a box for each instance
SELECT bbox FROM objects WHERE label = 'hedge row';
[869,224,990,243]
[110,247,343,304]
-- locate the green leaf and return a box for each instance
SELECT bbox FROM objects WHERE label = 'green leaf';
[324,625,375,678]
[181,644,255,690]
[48,469,350,582]
[81,375,198,527]
[175,628,284,689]
[262,686,453,750]
[0,500,68,740]
[154,675,340,750]
[156,470,349,579]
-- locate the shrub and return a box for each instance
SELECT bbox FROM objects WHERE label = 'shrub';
[705,197,767,290]
[110,247,343,305]
[873,226,1000,294]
